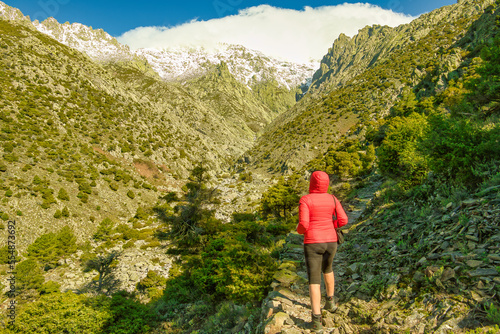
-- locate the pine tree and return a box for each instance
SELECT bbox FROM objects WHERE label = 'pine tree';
[82,250,121,294]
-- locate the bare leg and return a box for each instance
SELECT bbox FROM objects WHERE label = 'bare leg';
[323,271,335,297]
[309,284,321,315]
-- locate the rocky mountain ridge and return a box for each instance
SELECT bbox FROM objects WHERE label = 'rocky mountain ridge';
[135,44,317,89]
[309,0,489,94]
[0,1,315,89]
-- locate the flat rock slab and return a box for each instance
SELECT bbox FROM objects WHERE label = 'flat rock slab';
[468,268,499,277]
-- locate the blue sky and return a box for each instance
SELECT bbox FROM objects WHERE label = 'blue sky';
[12,0,456,37]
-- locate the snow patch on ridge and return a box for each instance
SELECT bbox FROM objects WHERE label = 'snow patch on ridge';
[136,44,318,88]
[33,18,132,61]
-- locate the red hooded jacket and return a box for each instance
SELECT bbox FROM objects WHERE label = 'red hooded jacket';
[297,171,348,244]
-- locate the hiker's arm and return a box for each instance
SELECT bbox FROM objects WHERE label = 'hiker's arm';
[334,198,348,228]
[297,197,309,234]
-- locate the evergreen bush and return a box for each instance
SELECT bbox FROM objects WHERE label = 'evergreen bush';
[378,113,430,188]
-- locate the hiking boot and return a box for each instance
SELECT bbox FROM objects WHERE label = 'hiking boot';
[324,296,338,313]
[311,313,323,333]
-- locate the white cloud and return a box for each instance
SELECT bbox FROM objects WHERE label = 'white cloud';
[117,3,414,64]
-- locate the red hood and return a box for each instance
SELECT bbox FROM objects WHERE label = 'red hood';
[309,171,329,193]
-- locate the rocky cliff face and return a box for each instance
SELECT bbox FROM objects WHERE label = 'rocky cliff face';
[309,0,495,95]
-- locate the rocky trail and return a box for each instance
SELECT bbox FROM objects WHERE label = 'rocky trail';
[256,175,500,333]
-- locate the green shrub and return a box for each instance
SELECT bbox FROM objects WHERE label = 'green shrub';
[127,190,135,199]
[0,245,17,264]
[94,218,115,241]
[53,210,62,219]
[3,153,18,162]
[325,150,362,178]
[134,207,150,220]
[57,188,70,201]
[423,114,500,186]
[27,233,60,270]
[140,241,161,249]
[138,229,154,240]
[200,302,249,334]
[99,291,155,334]
[161,192,179,203]
[57,226,78,254]
[260,177,300,218]
[378,112,430,188]
[115,224,140,241]
[40,281,61,295]
[467,36,500,110]
[16,259,45,291]
[27,226,77,269]
[12,292,111,333]
[78,182,92,194]
[122,240,135,249]
[238,172,253,183]
[191,236,276,302]
[62,206,70,217]
[486,303,500,325]
[77,191,89,203]
[137,270,167,292]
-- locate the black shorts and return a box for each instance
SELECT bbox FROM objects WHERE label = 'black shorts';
[304,242,337,284]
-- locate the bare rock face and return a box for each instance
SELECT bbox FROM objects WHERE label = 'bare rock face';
[309,0,496,94]
[0,1,32,26]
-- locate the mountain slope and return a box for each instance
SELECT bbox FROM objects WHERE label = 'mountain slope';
[245,0,496,175]
[308,0,478,94]
[0,8,294,250]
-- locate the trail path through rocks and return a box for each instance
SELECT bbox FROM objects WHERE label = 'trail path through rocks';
[256,175,384,333]
[256,175,500,333]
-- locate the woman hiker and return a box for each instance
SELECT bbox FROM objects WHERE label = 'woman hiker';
[296,170,348,333]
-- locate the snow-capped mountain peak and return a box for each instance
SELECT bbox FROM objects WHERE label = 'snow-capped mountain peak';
[135,44,317,89]
[0,0,317,88]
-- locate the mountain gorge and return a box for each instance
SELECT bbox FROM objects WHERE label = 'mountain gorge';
[0,0,500,333]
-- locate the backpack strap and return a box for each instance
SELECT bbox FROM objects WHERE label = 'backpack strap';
[332,194,338,227]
